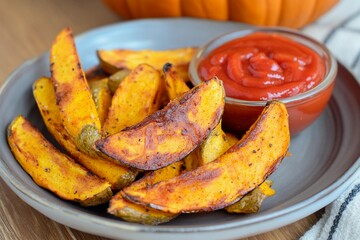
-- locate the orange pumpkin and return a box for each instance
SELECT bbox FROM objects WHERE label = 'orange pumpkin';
[102,0,338,28]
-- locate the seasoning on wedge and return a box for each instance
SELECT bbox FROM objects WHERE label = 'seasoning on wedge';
[121,101,290,213]
[7,116,112,206]
[96,77,225,170]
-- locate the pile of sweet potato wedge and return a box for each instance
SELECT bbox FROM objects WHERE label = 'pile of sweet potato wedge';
[7,28,290,225]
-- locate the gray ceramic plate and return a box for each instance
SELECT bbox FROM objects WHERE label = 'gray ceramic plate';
[0,19,359,240]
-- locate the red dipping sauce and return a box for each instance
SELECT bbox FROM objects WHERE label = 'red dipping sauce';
[190,29,337,135]
[199,32,326,101]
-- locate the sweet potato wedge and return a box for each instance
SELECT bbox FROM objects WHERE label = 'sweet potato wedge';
[122,101,290,213]
[163,63,190,100]
[7,116,112,206]
[33,77,137,191]
[191,125,275,213]
[225,180,275,214]
[89,78,112,126]
[108,161,183,224]
[96,77,225,170]
[97,47,197,74]
[50,28,101,156]
[163,64,233,170]
[185,123,274,212]
[102,64,165,136]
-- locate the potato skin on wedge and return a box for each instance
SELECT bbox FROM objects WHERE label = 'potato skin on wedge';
[225,180,275,214]
[33,77,136,191]
[50,28,101,156]
[122,101,290,213]
[96,77,225,170]
[7,116,112,206]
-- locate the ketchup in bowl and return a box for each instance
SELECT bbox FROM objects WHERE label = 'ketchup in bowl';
[189,29,337,135]
[199,32,326,101]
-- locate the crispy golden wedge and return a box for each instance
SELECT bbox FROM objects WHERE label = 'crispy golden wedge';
[225,180,275,213]
[163,62,200,171]
[163,63,190,100]
[185,123,274,213]
[97,47,197,74]
[163,64,232,170]
[223,132,276,213]
[7,116,112,206]
[89,78,112,127]
[108,161,183,224]
[194,126,275,213]
[102,64,165,136]
[50,28,101,156]
[33,77,137,191]
[122,101,290,213]
[96,78,225,170]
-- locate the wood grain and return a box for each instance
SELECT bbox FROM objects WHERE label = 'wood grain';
[0,0,322,239]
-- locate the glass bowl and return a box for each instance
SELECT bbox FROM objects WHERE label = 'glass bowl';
[189,27,337,135]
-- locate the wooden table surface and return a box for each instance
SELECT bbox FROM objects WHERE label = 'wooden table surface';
[0,0,323,239]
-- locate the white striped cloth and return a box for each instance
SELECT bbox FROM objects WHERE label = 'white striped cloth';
[300,1,360,239]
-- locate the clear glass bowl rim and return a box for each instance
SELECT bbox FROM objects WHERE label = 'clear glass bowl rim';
[189,27,338,106]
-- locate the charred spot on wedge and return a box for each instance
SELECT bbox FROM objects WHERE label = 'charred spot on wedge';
[96,78,225,170]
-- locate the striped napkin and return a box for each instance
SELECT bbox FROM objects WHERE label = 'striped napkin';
[300,1,360,239]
